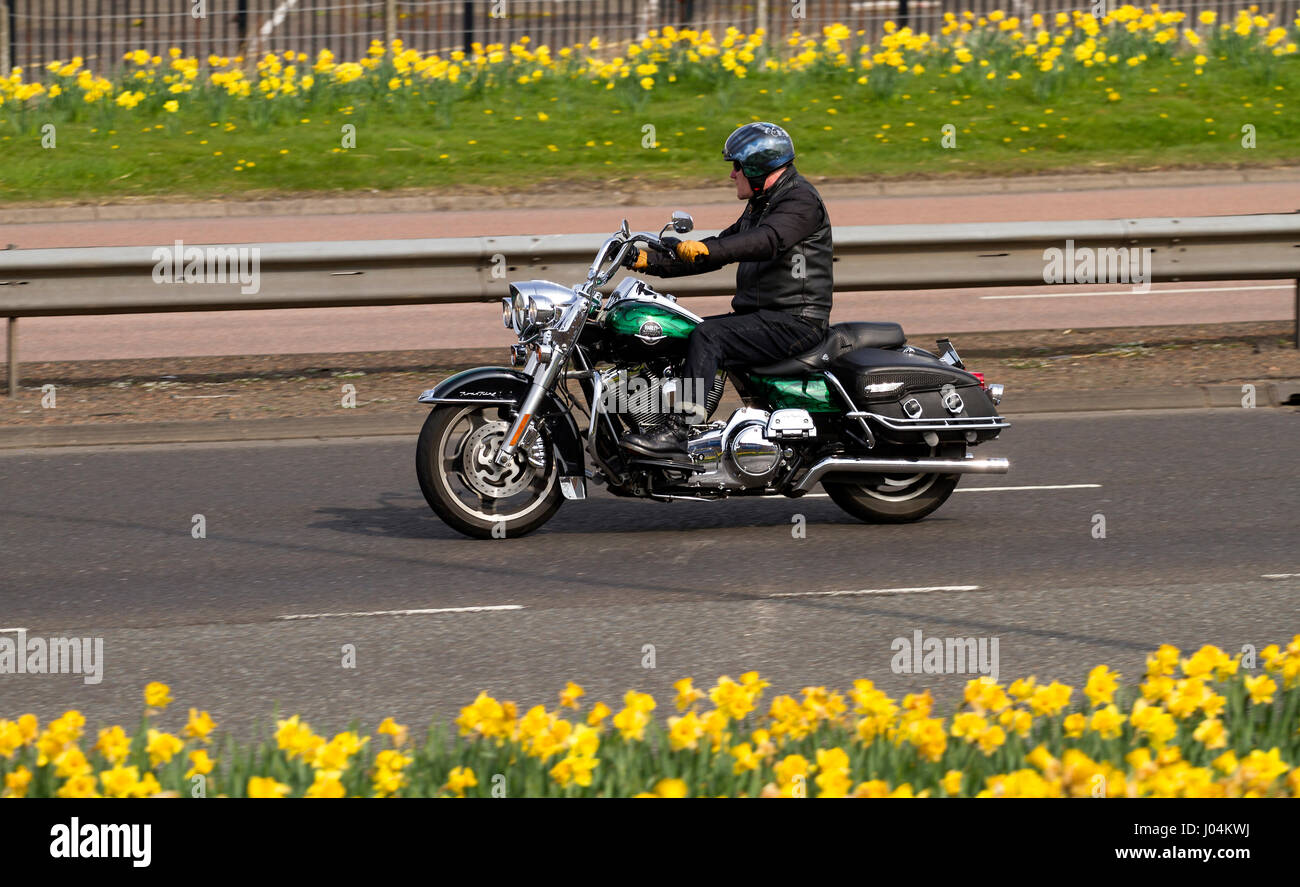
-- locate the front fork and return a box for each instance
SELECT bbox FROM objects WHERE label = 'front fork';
[495,337,565,466]
[494,291,596,466]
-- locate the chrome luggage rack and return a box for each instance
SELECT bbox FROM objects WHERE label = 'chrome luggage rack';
[846,412,1010,432]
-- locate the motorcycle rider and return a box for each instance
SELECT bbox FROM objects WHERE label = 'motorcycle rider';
[618,122,833,456]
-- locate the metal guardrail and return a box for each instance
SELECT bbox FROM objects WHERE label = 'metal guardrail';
[2,213,1298,395]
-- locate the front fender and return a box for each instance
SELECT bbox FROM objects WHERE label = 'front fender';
[418,366,584,478]
[418,366,531,405]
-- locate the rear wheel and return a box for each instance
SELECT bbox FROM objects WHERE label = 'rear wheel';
[822,444,962,524]
[416,405,564,539]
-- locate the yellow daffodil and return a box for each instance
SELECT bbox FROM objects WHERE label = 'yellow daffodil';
[673,677,705,711]
[586,701,612,727]
[1244,673,1277,704]
[144,681,173,709]
[304,769,345,798]
[1084,665,1121,707]
[377,717,409,746]
[93,725,131,764]
[443,765,478,797]
[57,774,101,799]
[1089,704,1126,739]
[183,708,217,742]
[612,691,656,741]
[559,681,585,710]
[1193,717,1228,749]
[730,742,761,773]
[145,729,184,767]
[941,769,964,795]
[247,776,291,798]
[3,766,32,798]
[1029,681,1073,716]
[185,749,215,779]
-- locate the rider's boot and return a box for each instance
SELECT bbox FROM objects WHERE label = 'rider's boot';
[621,414,691,457]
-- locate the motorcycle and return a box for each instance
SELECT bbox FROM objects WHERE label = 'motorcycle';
[416,213,1011,538]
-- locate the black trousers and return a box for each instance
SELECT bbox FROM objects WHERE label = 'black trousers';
[681,310,826,418]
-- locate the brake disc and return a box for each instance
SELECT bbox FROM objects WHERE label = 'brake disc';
[462,421,531,498]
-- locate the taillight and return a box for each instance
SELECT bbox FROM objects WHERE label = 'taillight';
[971,372,986,388]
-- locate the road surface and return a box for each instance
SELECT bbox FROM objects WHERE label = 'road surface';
[1,406,1295,736]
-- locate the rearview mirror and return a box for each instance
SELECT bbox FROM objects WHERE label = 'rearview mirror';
[671,211,694,234]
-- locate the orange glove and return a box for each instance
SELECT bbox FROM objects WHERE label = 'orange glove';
[622,248,649,270]
[674,240,710,264]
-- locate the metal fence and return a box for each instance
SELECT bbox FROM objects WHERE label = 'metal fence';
[5,0,1299,75]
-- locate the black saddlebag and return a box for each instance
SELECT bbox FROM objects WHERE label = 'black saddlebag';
[831,347,1005,445]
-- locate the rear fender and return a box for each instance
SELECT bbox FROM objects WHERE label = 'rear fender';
[418,367,584,478]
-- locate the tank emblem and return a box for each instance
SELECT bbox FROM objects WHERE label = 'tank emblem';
[636,320,666,344]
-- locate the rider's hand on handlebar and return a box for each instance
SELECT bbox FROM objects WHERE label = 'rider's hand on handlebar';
[621,247,648,270]
[660,236,710,265]
[676,240,709,263]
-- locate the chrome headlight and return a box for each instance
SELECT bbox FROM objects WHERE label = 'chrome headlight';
[527,297,558,327]
[511,287,529,332]
[506,281,579,334]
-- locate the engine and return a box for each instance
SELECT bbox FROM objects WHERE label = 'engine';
[602,368,816,493]
[683,407,816,491]
[610,366,727,430]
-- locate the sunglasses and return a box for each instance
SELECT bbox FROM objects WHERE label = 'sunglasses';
[731,160,744,172]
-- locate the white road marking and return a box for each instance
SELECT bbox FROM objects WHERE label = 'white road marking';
[954,483,1102,492]
[278,605,523,621]
[769,585,981,598]
[0,627,27,633]
[1262,573,1300,579]
[800,483,1100,498]
[980,284,1291,301]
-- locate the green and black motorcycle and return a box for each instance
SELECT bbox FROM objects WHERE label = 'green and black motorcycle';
[416,213,1011,538]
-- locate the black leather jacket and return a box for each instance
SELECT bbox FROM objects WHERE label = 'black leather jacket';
[640,166,833,325]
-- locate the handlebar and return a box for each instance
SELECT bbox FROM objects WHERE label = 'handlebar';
[587,231,667,287]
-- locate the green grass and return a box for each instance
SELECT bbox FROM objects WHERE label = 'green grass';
[1,59,1296,203]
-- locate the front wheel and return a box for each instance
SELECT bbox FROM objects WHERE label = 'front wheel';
[821,444,962,524]
[416,405,564,539]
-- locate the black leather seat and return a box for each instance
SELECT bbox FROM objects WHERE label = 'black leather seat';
[745,322,906,376]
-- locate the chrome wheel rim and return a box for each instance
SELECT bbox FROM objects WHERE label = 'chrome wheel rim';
[435,406,556,523]
[851,445,951,502]
[857,472,940,502]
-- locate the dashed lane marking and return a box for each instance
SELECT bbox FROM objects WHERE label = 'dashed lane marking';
[769,585,982,598]
[278,605,524,621]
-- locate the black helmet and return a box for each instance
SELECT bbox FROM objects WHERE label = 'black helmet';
[723,122,795,192]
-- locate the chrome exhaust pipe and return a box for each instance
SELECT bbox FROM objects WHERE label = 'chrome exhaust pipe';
[795,455,1010,493]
